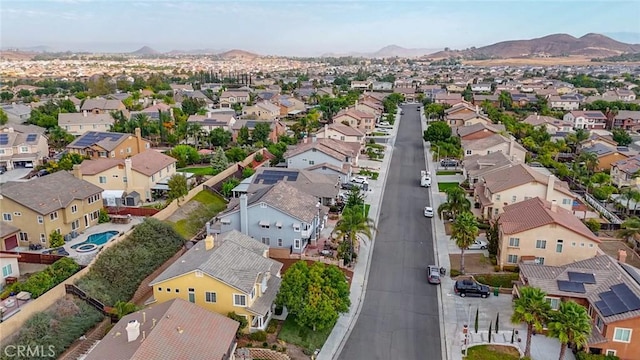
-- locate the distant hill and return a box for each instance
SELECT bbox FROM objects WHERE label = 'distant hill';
[323,45,440,58]
[167,48,225,55]
[217,49,260,59]
[428,33,640,59]
[130,46,159,55]
[0,50,36,61]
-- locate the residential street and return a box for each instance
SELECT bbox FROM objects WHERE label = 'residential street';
[337,104,442,360]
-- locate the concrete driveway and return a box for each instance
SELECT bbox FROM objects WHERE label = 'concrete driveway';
[0,168,32,184]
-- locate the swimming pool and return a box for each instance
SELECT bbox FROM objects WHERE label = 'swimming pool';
[71,230,119,252]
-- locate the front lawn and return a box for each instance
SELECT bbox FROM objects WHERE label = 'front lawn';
[278,315,333,352]
[192,190,227,207]
[436,170,462,175]
[465,344,521,360]
[438,182,461,192]
[178,167,216,176]
[371,132,388,136]
[358,170,379,180]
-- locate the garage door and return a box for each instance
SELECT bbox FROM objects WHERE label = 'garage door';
[4,235,18,250]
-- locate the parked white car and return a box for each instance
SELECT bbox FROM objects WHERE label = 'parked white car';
[424,207,434,217]
[351,175,368,184]
[466,239,488,250]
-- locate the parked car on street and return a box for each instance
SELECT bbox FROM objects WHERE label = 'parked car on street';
[466,239,488,250]
[440,159,459,167]
[424,206,434,217]
[351,175,368,184]
[341,183,358,190]
[454,279,490,298]
[427,265,441,284]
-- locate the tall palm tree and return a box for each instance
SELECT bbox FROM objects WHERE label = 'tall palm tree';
[618,216,640,248]
[619,187,640,215]
[450,211,478,274]
[333,205,376,262]
[511,286,552,358]
[437,187,471,221]
[578,151,599,175]
[547,301,591,360]
[566,128,589,153]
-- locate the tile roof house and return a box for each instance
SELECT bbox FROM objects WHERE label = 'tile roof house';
[83,298,239,360]
[522,114,574,135]
[610,155,640,187]
[434,93,463,105]
[333,108,376,134]
[0,171,103,248]
[219,90,250,108]
[456,122,505,141]
[462,151,518,188]
[80,98,127,115]
[73,150,177,204]
[497,197,600,269]
[129,101,173,120]
[187,112,237,133]
[58,111,114,136]
[473,164,575,219]
[461,134,527,163]
[517,254,640,359]
[66,128,151,160]
[355,100,383,119]
[313,123,365,146]
[272,95,306,116]
[351,80,373,90]
[0,104,32,123]
[209,182,328,255]
[564,110,607,130]
[0,126,49,170]
[581,143,634,172]
[231,119,285,143]
[284,137,360,170]
[242,101,280,121]
[150,231,281,333]
[608,110,640,130]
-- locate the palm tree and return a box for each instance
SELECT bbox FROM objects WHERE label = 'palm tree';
[547,301,591,360]
[450,211,478,274]
[618,216,640,248]
[437,187,471,221]
[566,128,589,153]
[112,301,138,320]
[619,187,640,215]
[333,205,376,262]
[578,151,599,175]
[511,286,552,358]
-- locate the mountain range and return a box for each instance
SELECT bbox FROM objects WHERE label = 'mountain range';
[321,45,440,58]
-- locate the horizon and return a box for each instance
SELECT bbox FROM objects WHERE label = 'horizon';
[1,0,640,56]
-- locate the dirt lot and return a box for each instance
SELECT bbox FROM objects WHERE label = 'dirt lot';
[598,240,640,268]
[449,253,495,275]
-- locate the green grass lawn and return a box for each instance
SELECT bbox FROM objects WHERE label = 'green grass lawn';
[358,171,379,180]
[178,167,217,176]
[436,170,462,175]
[371,132,388,136]
[277,316,333,351]
[438,182,461,192]
[465,345,521,360]
[171,191,228,239]
[474,273,520,289]
[365,204,371,217]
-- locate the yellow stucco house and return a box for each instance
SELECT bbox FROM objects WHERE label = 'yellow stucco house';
[149,230,283,333]
[497,197,601,270]
[73,150,177,203]
[0,171,103,249]
[66,128,150,160]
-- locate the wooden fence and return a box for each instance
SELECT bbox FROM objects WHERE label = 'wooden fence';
[65,284,118,322]
[105,206,159,217]
[0,251,65,264]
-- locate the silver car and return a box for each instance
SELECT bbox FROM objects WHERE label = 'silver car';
[467,239,488,250]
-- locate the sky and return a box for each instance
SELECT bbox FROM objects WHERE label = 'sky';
[1,0,639,56]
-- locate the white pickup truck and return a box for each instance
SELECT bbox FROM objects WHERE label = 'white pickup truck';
[420,170,431,187]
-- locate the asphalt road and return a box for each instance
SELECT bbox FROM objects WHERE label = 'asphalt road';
[338,104,442,360]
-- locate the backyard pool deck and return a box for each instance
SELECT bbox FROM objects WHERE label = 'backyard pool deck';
[63,217,144,263]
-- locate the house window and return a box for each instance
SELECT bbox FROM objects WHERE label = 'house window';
[466,150,472,155]
[250,287,256,300]
[123,176,127,183]
[511,195,517,203]
[261,237,270,245]
[508,238,520,247]
[572,242,576,247]
[20,146,28,153]
[99,176,107,184]
[71,219,79,230]
[507,254,518,264]
[613,328,632,343]
[260,202,267,208]
[562,198,572,205]
[71,205,78,213]
[18,232,28,241]
[2,213,11,221]
[2,264,13,277]
[110,151,115,158]
[495,194,501,201]
[175,289,179,293]
[545,297,559,310]
[36,215,43,224]
[556,240,564,253]
[13,212,21,216]
[309,160,315,165]
[188,288,195,303]
[127,147,131,154]
[40,233,46,243]
[535,257,545,265]
[195,270,203,277]
[606,350,616,356]
[233,294,247,307]
[50,211,58,221]
[535,240,546,249]
[157,287,162,292]
[277,238,283,247]
[99,151,107,158]
[293,224,301,232]
[205,292,217,303]
[260,223,270,229]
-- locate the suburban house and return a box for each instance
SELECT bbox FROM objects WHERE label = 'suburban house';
[208,182,327,254]
[510,93,539,108]
[470,83,492,93]
[84,298,239,360]
[355,100,383,119]
[284,137,360,170]
[58,111,114,136]
[272,95,306,117]
[187,112,236,133]
[66,128,150,160]
[445,84,466,93]
[435,93,463,106]
[564,110,608,130]
[0,126,49,170]
[351,80,373,90]
[0,171,103,249]
[456,122,505,141]
[581,143,634,172]
[394,88,416,102]
[0,222,20,252]
[80,98,127,115]
[461,134,527,163]
[219,90,250,108]
[333,108,376,134]
[129,101,173,120]
[549,95,581,111]
[602,89,638,102]
[1,253,20,288]
[444,103,492,127]
[497,197,600,269]
[472,94,500,107]
[608,110,640,130]
[73,150,177,204]
[231,119,284,143]
[611,156,640,187]
[361,92,386,104]
[517,254,640,359]
[0,104,31,123]
[150,232,281,333]
[313,123,365,145]
[372,81,393,91]
[579,134,619,151]
[463,151,518,188]
[474,164,575,218]
[522,114,574,135]
[242,101,280,121]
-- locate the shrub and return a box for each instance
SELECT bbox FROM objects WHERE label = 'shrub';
[262,342,268,348]
[98,209,110,224]
[271,344,278,350]
[584,218,601,234]
[49,231,65,248]
[450,269,462,277]
[228,312,248,335]
[75,218,184,305]
[0,257,81,299]
[266,320,278,334]
[576,353,619,360]
[249,330,267,341]
[254,153,264,162]
[474,273,519,288]
[242,167,255,179]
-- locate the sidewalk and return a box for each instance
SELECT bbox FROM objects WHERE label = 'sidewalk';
[316,115,397,360]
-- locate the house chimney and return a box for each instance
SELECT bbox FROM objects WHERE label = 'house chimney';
[72,164,82,179]
[204,234,215,250]
[6,127,13,133]
[508,137,516,156]
[546,174,556,201]
[324,124,328,138]
[152,99,157,106]
[83,110,87,117]
[303,136,308,144]
[125,158,133,191]
[618,249,627,263]
[207,112,212,118]
[134,127,143,153]
[550,199,558,212]
[240,194,249,235]
[475,105,479,114]
[126,320,141,342]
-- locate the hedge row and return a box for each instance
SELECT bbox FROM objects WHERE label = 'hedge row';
[1,257,81,300]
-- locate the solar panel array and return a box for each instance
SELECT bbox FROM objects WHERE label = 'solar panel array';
[595,283,640,317]
[568,272,596,284]
[25,134,37,142]
[586,112,605,118]
[73,132,123,147]
[0,134,8,145]
[253,170,299,185]
[557,280,586,294]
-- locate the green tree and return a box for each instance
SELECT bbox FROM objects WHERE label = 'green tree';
[547,301,591,360]
[252,122,272,143]
[511,286,551,358]
[0,108,8,125]
[619,187,640,215]
[423,121,452,142]
[584,218,601,234]
[208,127,232,147]
[437,186,471,221]
[167,174,188,204]
[333,205,376,263]
[498,91,512,110]
[112,301,138,320]
[225,147,247,162]
[618,216,640,246]
[275,261,309,316]
[566,128,590,153]
[221,178,240,198]
[47,126,75,150]
[485,220,500,257]
[242,167,255,179]
[169,145,200,168]
[237,125,251,145]
[228,312,248,335]
[181,97,205,115]
[0,91,14,101]
[49,231,65,248]
[210,147,229,174]
[578,151,599,174]
[612,128,633,146]
[450,211,478,274]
